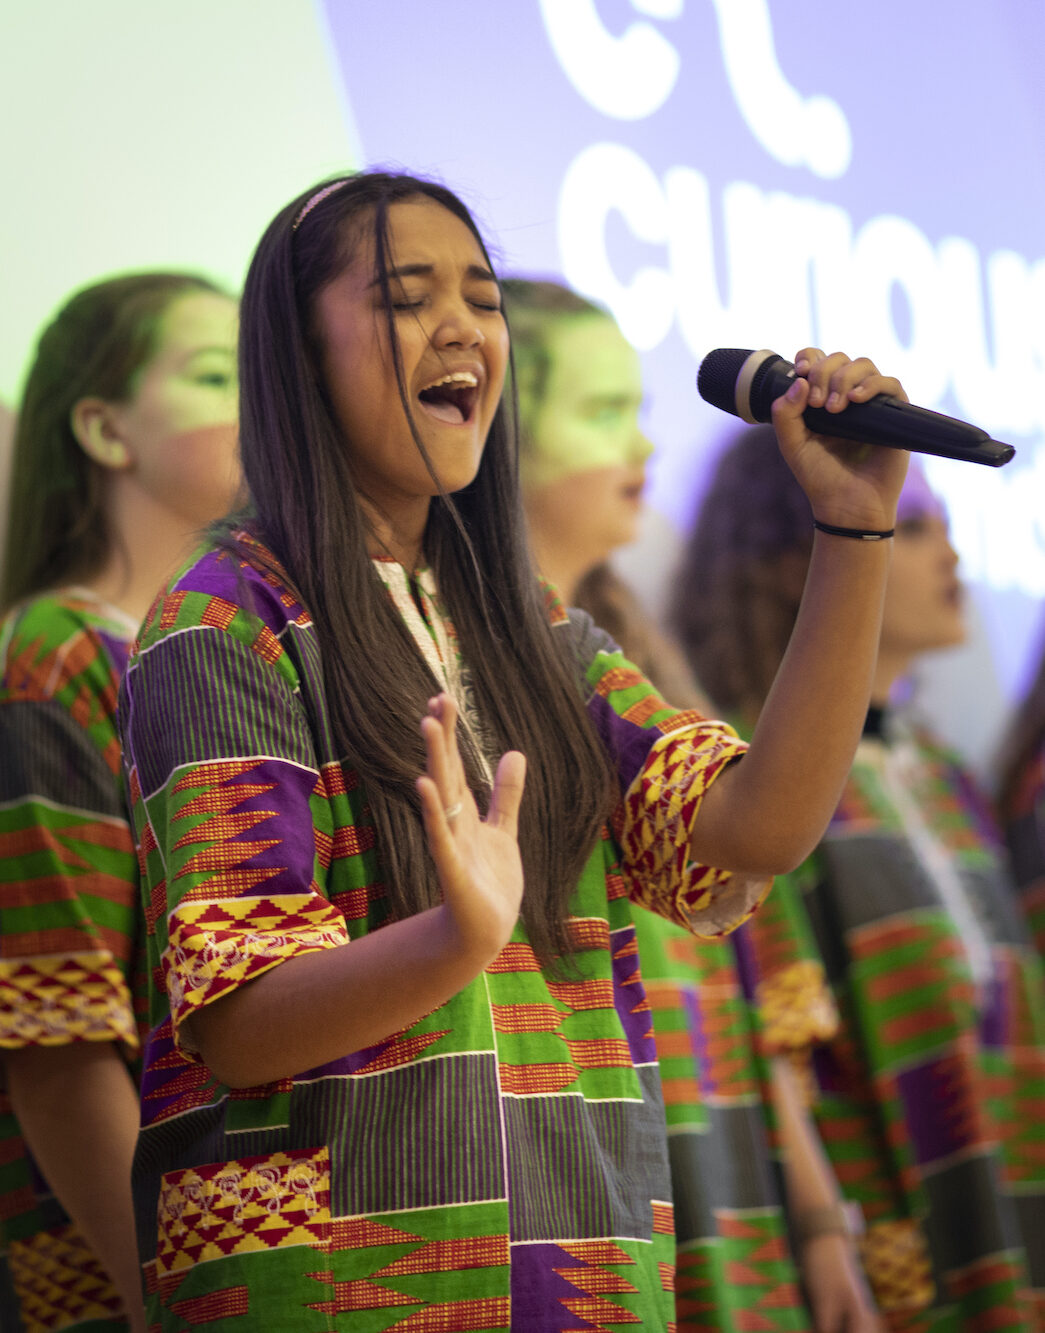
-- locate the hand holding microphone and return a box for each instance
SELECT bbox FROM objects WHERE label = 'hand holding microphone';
[698,347,1015,467]
[730,348,913,538]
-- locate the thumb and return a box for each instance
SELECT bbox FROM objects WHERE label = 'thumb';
[486,751,526,834]
[771,373,810,447]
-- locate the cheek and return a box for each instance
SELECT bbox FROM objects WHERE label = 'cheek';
[486,331,510,402]
[144,385,237,439]
[325,353,404,446]
[154,424,242,513]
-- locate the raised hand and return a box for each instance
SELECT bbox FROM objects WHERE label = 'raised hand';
[415,694,527,966]
[771,348,910,533]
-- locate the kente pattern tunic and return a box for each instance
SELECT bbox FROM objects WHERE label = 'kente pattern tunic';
[0,592,141,1331]
[734,713,1045,1332]
[120,533,767,1332]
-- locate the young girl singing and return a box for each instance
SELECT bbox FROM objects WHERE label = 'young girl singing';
[119,170,908,1330]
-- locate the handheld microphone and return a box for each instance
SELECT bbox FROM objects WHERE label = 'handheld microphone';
[697,348,1015,467]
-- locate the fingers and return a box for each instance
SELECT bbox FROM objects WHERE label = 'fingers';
[418,695,527,840]
[416,772,455,855]
[790,349,908,411]
[486,750,527,836]
[420,694,463,810]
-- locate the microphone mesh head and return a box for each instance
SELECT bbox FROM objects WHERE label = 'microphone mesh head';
[696,348,751,417]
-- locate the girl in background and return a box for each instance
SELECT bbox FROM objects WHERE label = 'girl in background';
[507,276,878,1333]
[119,169,909,1329]
[0,272,239,1332]
[672,427,1045,1330]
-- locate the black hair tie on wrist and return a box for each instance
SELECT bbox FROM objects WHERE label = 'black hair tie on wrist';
[813,518,895,541]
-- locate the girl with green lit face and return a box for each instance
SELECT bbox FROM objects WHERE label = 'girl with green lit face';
[505,281,654,603]
[506,277,883,1333]
[0,272,239,1333]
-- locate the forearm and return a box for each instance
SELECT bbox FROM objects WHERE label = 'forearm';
[690,532,890,874]
[187,901,497,1087]
[773,1057,881,1331]
[6,1042,145,1332]
[772,1056,844,1215]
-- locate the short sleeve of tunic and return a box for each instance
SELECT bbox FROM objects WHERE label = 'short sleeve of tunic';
[562,602,769,938]
[0,594,138,1052]
[120,553,350,1056]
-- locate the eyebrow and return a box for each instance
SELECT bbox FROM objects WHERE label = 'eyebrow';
[369,262,499,288]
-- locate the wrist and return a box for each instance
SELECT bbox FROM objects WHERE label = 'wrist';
[433,902,509,976]
[810,495,895,530]
[813,518,894,542]
[792,1201,864,1248]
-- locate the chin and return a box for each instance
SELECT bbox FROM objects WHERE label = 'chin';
[427,449,484,493]
[448,456,485,488]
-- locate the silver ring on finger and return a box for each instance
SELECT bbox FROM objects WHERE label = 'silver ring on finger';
[444,801,463,823]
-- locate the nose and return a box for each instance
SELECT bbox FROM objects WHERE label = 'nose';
[433,300,484,350]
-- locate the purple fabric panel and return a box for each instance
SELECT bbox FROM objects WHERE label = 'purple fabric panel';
[680,983,715,1098]
[138,1019,220,1126]
[174,756,321,898]
[510,1242,605,1331]
[175,546,308,637]
[585,689,658,797]
[730,925,760,1004]
[895,1054,973,1166]
[95,627,132,678]
[610,923,658,1066]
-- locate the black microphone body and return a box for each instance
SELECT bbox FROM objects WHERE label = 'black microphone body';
[697,349,1015,467]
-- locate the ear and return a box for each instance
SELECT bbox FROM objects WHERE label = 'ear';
[70,398,131,470]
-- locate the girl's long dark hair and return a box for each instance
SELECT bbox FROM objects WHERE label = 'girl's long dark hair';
[236,171,616,964]
[1,272,223,610]
[669,425,813,724]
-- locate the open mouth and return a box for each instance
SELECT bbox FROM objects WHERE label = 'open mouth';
[417,370,479,425]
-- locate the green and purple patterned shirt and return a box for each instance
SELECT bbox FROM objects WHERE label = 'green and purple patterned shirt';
[120,533,764,1332]
[0,590,141,1332]
[734,716,1045,1331]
